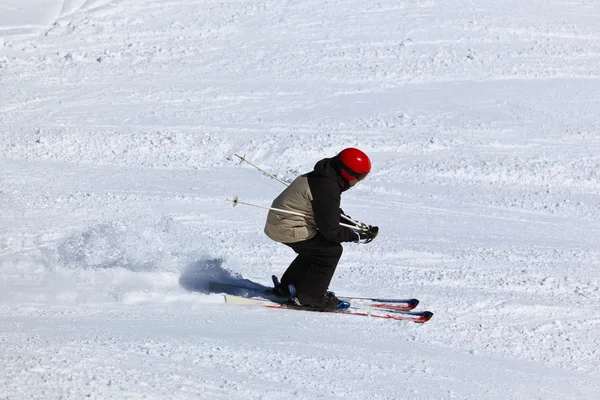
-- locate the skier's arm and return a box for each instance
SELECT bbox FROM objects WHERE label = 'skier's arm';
[309,178,357,243]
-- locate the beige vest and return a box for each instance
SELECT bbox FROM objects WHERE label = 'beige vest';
[264,176,318,243]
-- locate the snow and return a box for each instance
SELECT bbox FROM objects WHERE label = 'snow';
[1,0,600,398]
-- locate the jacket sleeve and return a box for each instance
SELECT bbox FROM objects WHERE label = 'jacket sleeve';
[308,176,357,243]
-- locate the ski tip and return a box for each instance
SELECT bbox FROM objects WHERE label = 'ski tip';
[370,298,419,312]
[408,299,419,309]
[414,311,434,323]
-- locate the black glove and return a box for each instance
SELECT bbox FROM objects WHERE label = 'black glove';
[356,225,379,244]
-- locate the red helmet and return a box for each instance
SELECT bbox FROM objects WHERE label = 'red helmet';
[338,148,371,183]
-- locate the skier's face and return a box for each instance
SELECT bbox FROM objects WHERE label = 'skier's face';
[347,172,369,187]
[341,169,368,188]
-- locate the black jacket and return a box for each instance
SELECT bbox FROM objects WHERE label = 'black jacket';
[305,157,357,243]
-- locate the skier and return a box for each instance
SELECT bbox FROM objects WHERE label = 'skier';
[264,148,379,309]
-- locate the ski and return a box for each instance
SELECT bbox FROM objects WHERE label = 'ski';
[209,281,419,312]
[223,294,433,323]
[339,297,419,312]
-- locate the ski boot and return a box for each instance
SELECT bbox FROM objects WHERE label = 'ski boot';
[289,285,351,310]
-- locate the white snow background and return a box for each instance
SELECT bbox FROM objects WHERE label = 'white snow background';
[1,0,600,399]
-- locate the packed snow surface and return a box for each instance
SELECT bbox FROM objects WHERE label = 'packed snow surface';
[2,0,600,399]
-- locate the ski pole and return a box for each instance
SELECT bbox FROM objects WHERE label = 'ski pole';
[232,154,365,227]
[228,196,366,231]
[234,154,291,187]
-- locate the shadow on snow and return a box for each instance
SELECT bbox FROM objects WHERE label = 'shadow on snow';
[179,257,271,297]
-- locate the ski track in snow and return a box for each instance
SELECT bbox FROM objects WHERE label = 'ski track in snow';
[2,0,600,399]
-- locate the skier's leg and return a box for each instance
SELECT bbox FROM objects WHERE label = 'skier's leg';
[298,244,342,298]
[279,253,307,293]
[281,233,343,300]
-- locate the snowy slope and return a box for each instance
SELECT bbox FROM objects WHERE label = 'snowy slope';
[2,0,600,398]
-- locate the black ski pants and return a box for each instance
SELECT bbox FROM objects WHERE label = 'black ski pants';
[280,232,343,299]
